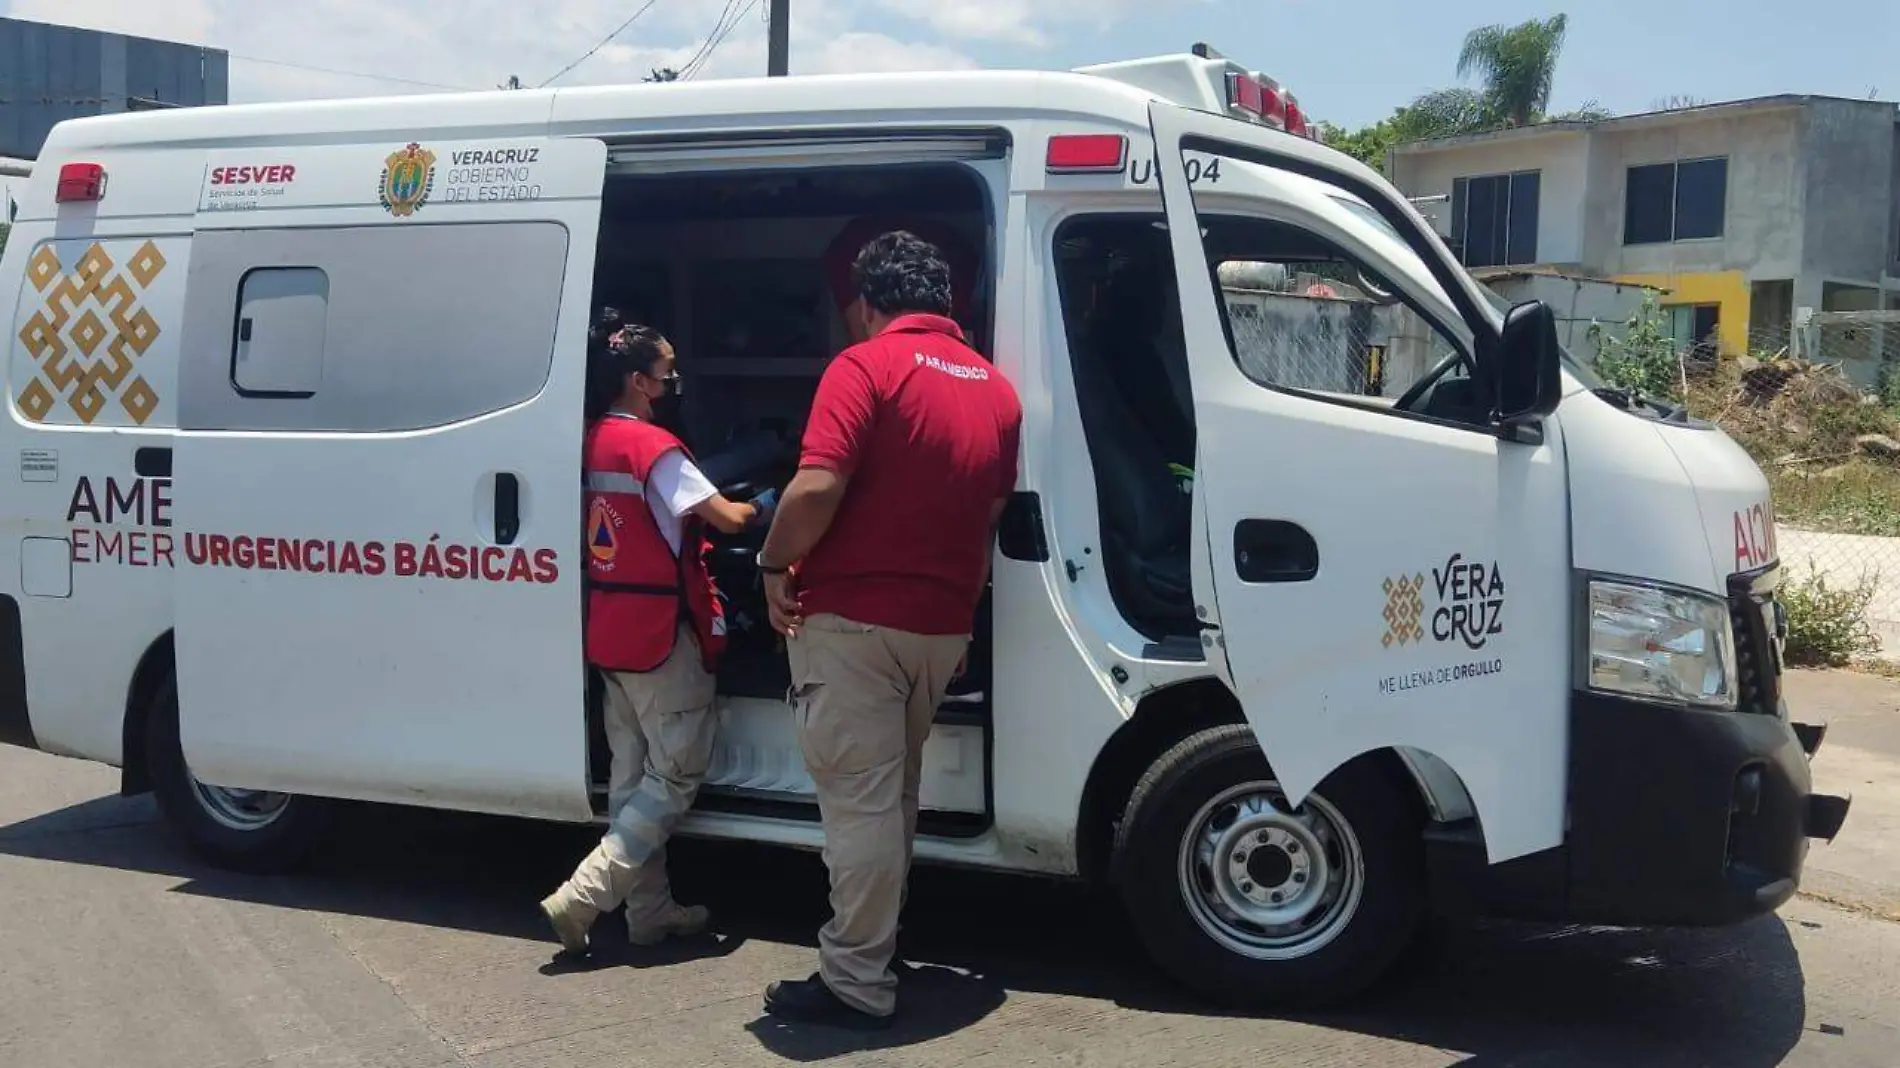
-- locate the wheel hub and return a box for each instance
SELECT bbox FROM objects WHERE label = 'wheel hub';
[1233,827,1305,903]
[1178,781,1366,961]
[193,781,291,832]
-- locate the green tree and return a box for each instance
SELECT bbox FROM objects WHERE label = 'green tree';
[1317,90,1496,170]
[1548,99,1613,122]
[645,67,680,82]
[1315,119,1397,169]
[1455,14,1570,128]
[1317,12,1597,169]
[1403,87,1495,135]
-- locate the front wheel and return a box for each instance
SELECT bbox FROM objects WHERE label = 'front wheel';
[1111,725,1424,1009]
[147,672,331,874]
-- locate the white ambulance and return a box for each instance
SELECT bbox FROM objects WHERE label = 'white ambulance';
[0,44,1849,1007]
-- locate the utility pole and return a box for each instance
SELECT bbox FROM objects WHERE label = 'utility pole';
[767,0,789,76]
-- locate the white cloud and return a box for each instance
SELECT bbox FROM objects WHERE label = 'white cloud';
[873,0,1048,47]
[873,0,1162,45]
[1,0,1014,102]
[807,32,981,74]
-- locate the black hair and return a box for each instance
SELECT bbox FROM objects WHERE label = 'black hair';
[851,230,954,318]
[588,305,624,344]
[583,323,670,421]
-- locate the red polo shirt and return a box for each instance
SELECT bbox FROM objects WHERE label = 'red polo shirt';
[797,314,1023,635]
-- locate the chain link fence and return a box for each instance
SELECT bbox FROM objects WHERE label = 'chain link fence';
[1220,267,1448,402]
[1702,314,1900,659]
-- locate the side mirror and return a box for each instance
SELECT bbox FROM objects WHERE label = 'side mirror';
[1496,300,1562,424]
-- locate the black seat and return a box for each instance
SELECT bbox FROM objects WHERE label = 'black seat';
[1070,330,1200,640]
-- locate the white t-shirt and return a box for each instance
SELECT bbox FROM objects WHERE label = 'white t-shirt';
[646,447,719,556]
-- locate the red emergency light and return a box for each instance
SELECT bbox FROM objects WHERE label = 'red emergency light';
[1261,84,1288,128]
[55,163,108,203]
[1193,42,1318,139]
[1227,71,1293,131]
[1226,72,1264,116]
[1045,134,1128,174]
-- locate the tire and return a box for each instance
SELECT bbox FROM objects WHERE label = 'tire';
[1111,724,1423,1009]
[146,671,330,874]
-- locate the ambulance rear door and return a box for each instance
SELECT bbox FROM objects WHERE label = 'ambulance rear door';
[172,136,605,821]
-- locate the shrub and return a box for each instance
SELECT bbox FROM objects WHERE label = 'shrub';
[1589,293,1685,402]
[1779,564,1881,668]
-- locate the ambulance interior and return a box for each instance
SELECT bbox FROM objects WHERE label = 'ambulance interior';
[581,160,997,831]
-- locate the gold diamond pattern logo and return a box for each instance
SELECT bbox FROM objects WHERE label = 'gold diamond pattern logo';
[15,239,167,426]
[1382,573,1426,648]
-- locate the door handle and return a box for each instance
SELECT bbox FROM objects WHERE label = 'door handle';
[1233,520,1318,583]
[135,447,172,478]
[494,473,520,545]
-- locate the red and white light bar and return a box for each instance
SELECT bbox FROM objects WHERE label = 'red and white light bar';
[1224,70,1316,140]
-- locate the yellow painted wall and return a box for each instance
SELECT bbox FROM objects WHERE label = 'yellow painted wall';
[1614,270,1752,356]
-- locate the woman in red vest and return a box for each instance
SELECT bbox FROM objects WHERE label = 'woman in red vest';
[541,324,759,954]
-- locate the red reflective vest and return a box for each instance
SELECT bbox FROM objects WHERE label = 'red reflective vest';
[583,414,726,673]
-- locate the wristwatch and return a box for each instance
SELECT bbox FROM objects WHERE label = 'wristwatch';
[755,551,788,575]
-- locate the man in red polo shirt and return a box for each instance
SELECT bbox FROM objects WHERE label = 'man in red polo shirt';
[754,230,1021,1029]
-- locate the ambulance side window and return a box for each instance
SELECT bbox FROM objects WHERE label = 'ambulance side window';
[1204,217,1469,416]
[177,222,569,433]
[232,267,329,397]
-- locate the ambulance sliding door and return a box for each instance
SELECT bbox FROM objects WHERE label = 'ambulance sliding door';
[171,137,606,821]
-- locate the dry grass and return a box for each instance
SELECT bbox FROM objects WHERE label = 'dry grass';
[1688,358,1900,537]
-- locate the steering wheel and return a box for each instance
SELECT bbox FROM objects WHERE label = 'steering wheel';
[1393,353,1465,412]
[705,480,771,564]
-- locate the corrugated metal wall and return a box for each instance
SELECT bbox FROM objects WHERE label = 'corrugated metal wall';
[0,17,228,160]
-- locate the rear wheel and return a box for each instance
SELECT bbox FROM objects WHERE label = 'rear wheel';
[147,672,330,874]
[1112,725,1423,1008]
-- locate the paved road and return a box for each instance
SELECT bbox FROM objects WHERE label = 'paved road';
[5,674,1900,1068]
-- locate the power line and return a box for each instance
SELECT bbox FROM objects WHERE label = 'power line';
[540,0,667,88]
[227,53,474,92]
[681,0,764,80]
[676,0,742,80]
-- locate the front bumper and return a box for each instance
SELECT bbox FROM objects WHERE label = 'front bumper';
[1427,689,1850,927]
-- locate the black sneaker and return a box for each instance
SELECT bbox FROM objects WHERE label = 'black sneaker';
[763,974,892,1031]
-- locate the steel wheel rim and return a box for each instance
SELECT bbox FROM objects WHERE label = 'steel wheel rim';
[192,780,291,832]
[1176,779,1365,961]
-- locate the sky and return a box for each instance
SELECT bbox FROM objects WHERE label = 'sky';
[9,0,1900,129]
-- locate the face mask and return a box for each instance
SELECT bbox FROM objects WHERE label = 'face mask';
[649,393,683,432]
[635,368,678,401]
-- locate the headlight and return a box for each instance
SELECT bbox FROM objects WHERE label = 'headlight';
[1587,580,1737,709]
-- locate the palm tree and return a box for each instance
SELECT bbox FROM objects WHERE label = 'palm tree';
[1456,14,1570,128]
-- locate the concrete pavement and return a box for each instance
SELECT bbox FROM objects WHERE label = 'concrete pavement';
[1,669,1899,1067]
[1788,668,1900,920]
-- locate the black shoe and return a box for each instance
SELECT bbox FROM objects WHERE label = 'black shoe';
[763,974,892,1031]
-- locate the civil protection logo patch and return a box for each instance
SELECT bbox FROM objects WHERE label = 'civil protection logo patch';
[379,142,437,217]
[587,499,622,566]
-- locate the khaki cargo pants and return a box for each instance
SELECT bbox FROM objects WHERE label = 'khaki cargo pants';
[790,613,969,1018]
[557,624,717,928]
